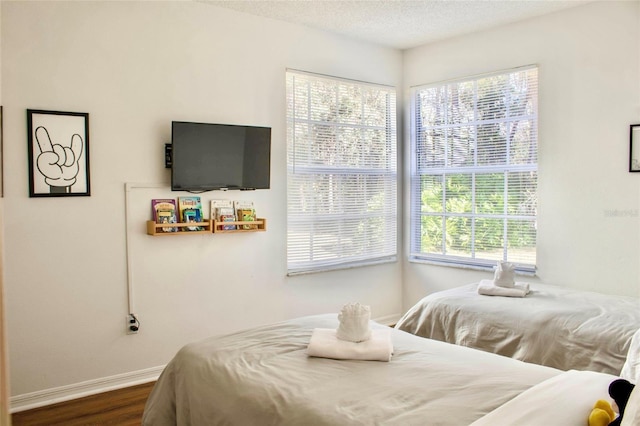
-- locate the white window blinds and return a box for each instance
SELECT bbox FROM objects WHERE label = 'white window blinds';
[410,66,538,272]
[286,70,398,275]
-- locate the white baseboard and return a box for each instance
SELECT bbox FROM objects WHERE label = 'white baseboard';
[373,313,402,326]
[10,365,165,413]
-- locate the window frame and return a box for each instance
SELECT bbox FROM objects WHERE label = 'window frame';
[286,69,398,276]
[409,65,538,274]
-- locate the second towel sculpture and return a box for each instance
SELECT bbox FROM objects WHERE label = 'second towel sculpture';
[477,261,530,297]
[493,261,516,288]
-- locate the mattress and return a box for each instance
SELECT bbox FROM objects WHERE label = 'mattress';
[395,282,640,375]
[140,313,619,426]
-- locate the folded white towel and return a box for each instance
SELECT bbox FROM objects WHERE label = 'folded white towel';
[307,328,393,362]
[336,302,372,343]
[478,279,530,298]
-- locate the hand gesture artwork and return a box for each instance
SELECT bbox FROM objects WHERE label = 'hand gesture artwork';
[34,126,84,193]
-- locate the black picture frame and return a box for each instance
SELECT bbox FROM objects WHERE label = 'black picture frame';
[27,109,90,197]
[630,124,640,172]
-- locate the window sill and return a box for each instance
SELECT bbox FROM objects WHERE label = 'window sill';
[408,256,537,277]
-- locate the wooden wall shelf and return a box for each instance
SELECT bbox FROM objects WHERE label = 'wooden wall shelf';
[146,218,267,235]
[212,218,267,233]
[146,220,211,236]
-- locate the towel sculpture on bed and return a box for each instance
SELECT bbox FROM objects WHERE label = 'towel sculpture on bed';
[336,301,372,342]
[307,302,393,362]
[477,261,530,297]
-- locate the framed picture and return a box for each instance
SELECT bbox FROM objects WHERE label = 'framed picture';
[630,124,640,172]
[27,109,90,197]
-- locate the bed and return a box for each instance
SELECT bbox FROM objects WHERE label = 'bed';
[141,313,635,426]
[395,282,640,375]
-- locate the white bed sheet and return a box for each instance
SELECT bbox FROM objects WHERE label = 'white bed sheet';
[395,282,640,375]
[143,314,572,426]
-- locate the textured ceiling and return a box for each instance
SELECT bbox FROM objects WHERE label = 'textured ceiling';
[205,0,593,50]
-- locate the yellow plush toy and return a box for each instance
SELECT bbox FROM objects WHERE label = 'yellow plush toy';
[591,378,637,426]
[588,400,616,426]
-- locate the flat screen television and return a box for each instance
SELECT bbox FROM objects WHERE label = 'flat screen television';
[171,121,271,191]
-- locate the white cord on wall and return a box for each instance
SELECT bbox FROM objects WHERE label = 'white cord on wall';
[124,182,167,315]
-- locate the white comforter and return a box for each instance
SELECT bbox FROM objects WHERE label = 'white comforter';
[396,282,640,375]
[470,369,617,426]
[142,314,617,426]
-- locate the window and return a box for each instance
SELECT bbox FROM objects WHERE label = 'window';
[286,70,398,275]
[410,66,538,273]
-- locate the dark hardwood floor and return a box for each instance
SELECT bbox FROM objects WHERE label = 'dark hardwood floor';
[11,381,155,426]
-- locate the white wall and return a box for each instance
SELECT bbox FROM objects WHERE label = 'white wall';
[1,1,403,399]
[0,3,9,420]
[402,1,640,307]
[4,0,639,405]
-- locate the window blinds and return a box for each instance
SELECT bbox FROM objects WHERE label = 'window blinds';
[410,66,538,272]
[286,70,398,275]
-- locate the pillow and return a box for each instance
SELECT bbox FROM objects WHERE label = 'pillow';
[621,328,640,384]
[620,383,640,426]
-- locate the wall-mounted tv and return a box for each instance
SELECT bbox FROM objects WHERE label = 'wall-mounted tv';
[171,121,271,191]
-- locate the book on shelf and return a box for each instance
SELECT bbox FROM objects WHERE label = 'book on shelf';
[234,200,257,230]
[151,199,178,232]
[178,196,205,231]
[210,199,237,230]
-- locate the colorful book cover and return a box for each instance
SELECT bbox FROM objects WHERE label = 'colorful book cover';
[178,196,204,231]
[151,199,178,232]
[234,200,257,230]
[211,200,237,230]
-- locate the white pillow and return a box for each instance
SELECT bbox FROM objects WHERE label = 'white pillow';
[621,328,640,384]
[620,382,640,426]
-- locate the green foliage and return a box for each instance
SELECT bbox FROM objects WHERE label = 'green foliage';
[420,172,536,258]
